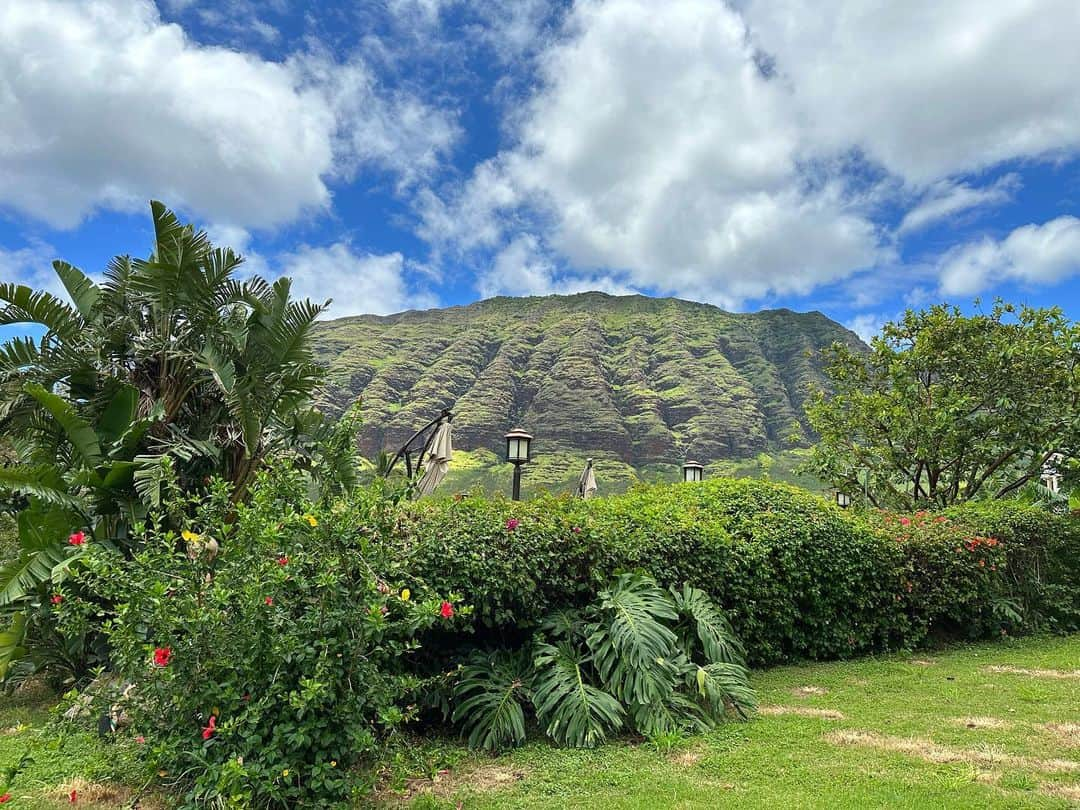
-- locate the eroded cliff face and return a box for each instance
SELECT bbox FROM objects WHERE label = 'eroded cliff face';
[312,292,863,466]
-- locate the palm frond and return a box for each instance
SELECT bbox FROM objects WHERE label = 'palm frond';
[0,284,83,340]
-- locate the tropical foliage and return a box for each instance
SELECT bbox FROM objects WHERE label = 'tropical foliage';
[806,302,1080,509]
[451,572,754,751]
[65,467,460,807]
[0,201,333,683]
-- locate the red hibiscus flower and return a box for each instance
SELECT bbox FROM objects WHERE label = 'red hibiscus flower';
[277,556,289,566]
[440,601,454,619]
[899,517,911,527]
[202,714,216,740]
[69,531,86,546]
[264,596,273,606]
[136,735,146,744]
[70,789,77,803]
[153,646,172,667]
[0,794,10,804]
[51,594,63,605]
[506,518,519,531]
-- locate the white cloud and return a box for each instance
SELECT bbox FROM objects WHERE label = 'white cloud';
[277,243,437,317]
[0,242,60,297]
[0,0,457,229]
[477,234,634,299]
[939,216,1080,295]
[845,313,886,343]
[744,0,1080,184]
[422,0,884,307]
[898,175,1020,235]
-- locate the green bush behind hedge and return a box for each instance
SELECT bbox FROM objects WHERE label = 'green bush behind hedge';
[393,479,1080,666]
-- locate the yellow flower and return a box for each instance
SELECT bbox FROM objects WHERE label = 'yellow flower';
[400,588,411,602]
[181,530,200,543]
[282,769,290,778]
[330,760,337,768]
[303,514,318,527]
[157,769,169,778]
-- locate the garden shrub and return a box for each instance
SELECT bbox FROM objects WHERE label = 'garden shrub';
[61,470,463,807]
[394,479,1079,666]
[945,500,1080,632]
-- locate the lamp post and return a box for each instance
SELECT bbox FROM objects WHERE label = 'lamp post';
[835,490,852,509]
[682,460,704,483]
[504,428,533,501]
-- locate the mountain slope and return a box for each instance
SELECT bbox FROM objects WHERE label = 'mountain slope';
[312,292,863,494]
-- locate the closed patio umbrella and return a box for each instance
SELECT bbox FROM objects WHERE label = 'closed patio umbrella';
[415,418,453,497]
[577,458,598,500]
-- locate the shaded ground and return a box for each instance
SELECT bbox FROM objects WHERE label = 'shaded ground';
[1,635,1077,807]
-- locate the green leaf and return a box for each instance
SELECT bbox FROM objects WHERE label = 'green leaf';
[0,613,28,681]
[52,260,100,320]
[532,640,624,748]
[96,384,139,448]
[670,583,746,665]
[451,650,531,751]
[23,382,103,469]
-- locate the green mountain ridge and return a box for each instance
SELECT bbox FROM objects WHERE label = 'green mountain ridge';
[312,292,863,495]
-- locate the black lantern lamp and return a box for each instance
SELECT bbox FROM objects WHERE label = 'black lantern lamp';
[835,490,852,509]
[682,460,705,483]
[504,428,533,500]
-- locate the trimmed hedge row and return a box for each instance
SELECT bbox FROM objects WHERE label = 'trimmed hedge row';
[391,479,1080,666]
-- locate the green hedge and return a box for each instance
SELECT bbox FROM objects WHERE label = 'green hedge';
[392,479,1080,666]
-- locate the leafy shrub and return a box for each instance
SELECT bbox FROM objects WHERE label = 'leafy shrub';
[451,572,754,751]
[945,500,1080,632]
[859,510,1011,642]
[63,469,463,807]
[396,479,907,666]
[395,479,1079,666]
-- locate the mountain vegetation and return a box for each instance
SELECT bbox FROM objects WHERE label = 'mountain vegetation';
[312,293,864,494]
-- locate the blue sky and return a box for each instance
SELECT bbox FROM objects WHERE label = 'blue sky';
[2,0,1080,342]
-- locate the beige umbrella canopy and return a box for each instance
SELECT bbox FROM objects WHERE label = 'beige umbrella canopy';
[415,419,453,498]
[577,458,598,500]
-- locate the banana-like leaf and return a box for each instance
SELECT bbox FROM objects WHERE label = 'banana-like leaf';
[0,612,28,681]
[451,650,532,751]
[52,260,100,320]
[23,382,102,469]
[96,384,139,448]
[532,640,624,748]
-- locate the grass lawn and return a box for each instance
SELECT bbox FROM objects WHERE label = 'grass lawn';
[1,634,1077,808]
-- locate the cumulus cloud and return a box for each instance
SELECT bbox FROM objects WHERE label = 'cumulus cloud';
[938,216,1080,295]
[277,243,437,317]
[477,234,633,299]
[415,0,1080,306]
[422,0,884,305]
[744,0,1080,184]
[0,0,457,229]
